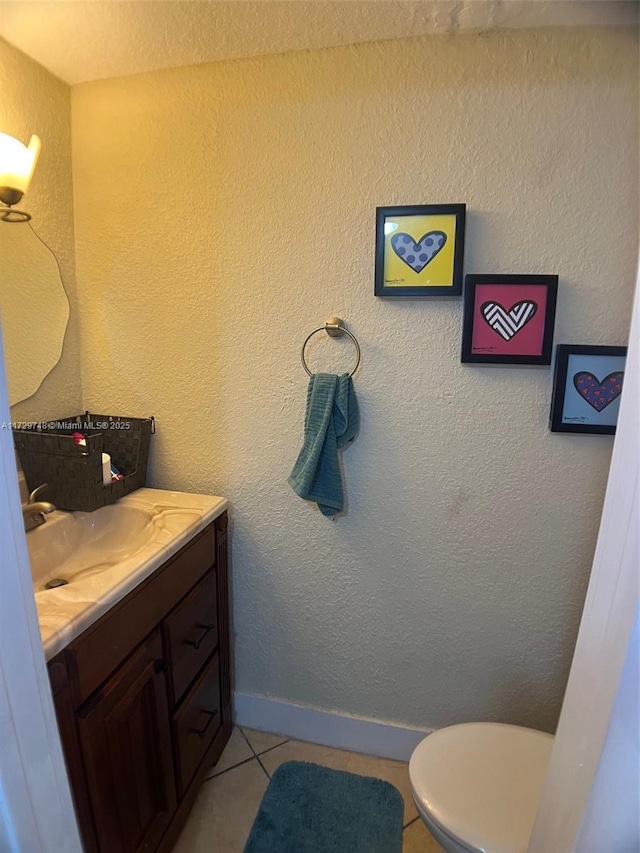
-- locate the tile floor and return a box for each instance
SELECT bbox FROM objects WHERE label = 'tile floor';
[171,726,440,852]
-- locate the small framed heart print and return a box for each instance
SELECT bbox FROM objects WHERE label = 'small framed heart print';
[461,274,558,365]
[374,204,466,296]
[550,344,627,435]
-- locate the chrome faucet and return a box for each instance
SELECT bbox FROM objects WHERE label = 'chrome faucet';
[22,483,56,531]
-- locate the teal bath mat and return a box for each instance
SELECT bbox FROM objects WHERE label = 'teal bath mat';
[244,760,404,852]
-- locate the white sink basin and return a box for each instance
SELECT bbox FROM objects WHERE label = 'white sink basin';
[28,488,228,660]
[28,503,155,588]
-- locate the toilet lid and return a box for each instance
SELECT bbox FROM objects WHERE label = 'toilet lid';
[409,723,553,853]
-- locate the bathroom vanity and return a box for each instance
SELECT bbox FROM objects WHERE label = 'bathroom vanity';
[32,489,231,853]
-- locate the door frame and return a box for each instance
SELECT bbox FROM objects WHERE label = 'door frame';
[529,262,639,850]
[0,340,81,852]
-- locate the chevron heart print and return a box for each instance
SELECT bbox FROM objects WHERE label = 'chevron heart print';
[480,300,538,341]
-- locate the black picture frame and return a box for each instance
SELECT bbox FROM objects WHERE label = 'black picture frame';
[374,204,466,297]
[461,274,558,365]
[550,344,627,435]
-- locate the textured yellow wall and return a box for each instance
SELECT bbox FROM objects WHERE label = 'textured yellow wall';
[72,28,638,731]
[0,38,82,422]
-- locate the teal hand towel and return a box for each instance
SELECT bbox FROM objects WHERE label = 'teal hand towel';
[288,373,360,517]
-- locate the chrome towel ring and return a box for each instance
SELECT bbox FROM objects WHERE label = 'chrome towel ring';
[301,316,361,378]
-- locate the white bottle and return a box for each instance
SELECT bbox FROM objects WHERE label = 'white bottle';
[102,453,112,486]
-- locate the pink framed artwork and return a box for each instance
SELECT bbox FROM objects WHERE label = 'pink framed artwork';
[461,274,558,365]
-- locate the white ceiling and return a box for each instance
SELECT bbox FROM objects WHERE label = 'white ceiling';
[0,0,637,85]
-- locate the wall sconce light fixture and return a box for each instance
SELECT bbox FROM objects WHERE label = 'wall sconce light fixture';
[0,132,42,222]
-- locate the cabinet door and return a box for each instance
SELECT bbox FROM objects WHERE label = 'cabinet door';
[77,630,177,853]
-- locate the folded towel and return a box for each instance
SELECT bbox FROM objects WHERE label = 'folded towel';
[288,373,360,517]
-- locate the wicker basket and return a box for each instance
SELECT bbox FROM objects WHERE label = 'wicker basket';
[14,412,154,512]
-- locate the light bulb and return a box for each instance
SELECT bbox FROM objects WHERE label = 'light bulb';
[0,133,42,207]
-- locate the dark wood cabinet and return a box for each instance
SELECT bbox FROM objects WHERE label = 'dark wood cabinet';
[49,512,232,853]
[77,631,177,853]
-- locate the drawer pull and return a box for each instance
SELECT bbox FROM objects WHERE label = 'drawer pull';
[186,624,215,650]
[193,709,218,739]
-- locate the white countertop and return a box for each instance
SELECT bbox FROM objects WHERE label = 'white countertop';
[34,488,228,661]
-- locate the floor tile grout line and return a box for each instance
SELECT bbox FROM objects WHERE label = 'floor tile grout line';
[201,754,259,784]
[253,738,289,758]
[202,727,287,785]
[237,726,271,778]
[238,727,289,759]
[238,726,254,753]
[403,815,419,830]
[255,752,271,780]
[239,726,260,758]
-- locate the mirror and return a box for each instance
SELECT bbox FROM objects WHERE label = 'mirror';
[0,221,70,406]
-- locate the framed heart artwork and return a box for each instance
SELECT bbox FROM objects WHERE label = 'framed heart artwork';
[374,204,466,296]
[461,274,558,365]
[550,344,627,434]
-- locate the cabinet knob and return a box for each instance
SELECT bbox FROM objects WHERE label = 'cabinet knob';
[186,623,215,651]
[192,709,219,739]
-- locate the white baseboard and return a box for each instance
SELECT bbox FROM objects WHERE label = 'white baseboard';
[233,692,433,762]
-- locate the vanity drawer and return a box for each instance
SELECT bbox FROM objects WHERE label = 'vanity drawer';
[164,568,218,706]
[172,652,221,795]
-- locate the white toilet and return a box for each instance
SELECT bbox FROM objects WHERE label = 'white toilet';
[409,722,553,853]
